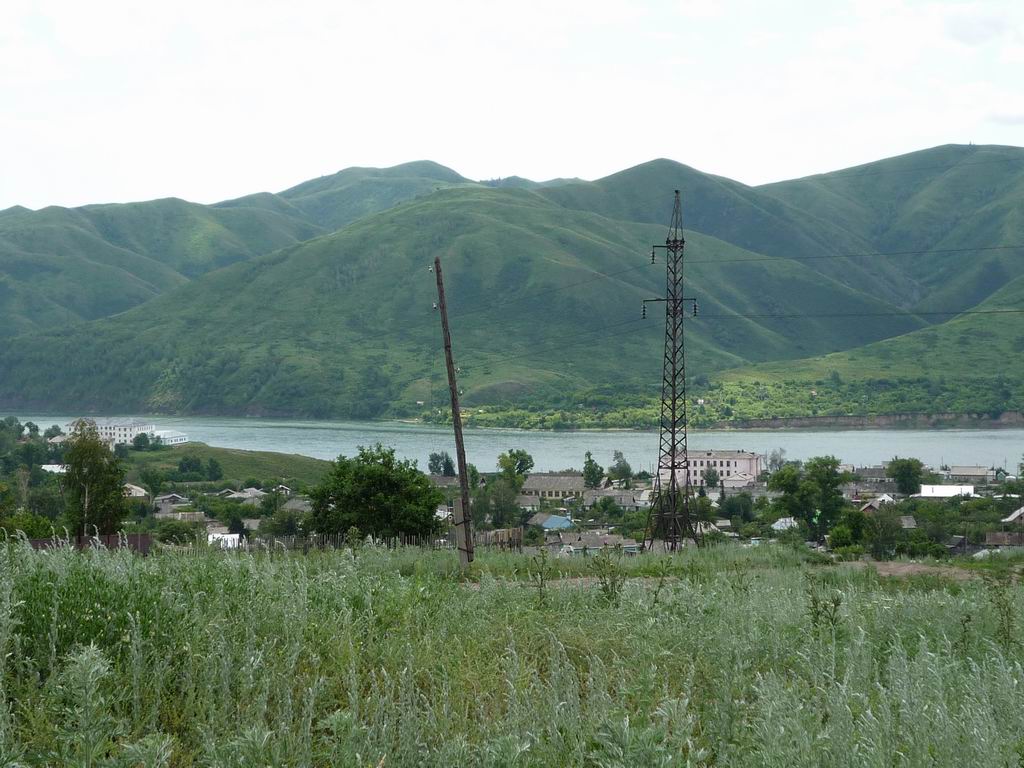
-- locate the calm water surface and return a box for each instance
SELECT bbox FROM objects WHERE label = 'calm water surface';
[15,414,1024,473]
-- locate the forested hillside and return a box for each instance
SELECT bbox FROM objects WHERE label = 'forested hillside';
[1,144,1021,423]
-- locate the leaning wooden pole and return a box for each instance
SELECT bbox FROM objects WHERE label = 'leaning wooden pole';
[434,256,474,566]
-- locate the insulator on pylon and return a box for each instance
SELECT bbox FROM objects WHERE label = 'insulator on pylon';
[651,249,656,264]
[692,302,699,317]
[428,265,433,272]
[432,302,438,310]
[642,304,646,319]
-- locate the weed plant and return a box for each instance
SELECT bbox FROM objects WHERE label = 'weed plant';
[1,542,1024,765]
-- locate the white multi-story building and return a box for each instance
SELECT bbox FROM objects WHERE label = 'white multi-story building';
[67,419,188,447]
[93,420,156,445]
[659,450,764,488]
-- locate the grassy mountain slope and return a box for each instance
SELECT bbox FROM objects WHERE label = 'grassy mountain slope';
[0,186,922,418]
[760,144,1024,313]
[539,159,915,304]
[220,160,472,231]
[0,198,322,336]
[0,162,471,337]
[708,273,1024,421]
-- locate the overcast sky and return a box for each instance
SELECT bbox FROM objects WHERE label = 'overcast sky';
[1,0,1022,210]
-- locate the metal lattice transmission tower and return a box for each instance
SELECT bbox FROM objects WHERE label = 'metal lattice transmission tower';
[644,191,700,551]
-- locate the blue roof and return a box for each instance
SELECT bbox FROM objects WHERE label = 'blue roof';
[542,515,572,530]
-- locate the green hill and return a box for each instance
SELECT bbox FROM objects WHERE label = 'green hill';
[0,185,922,418]
[760,144,1024,313]
[1,145,1021,424]
[711,273,1024,422]
[0,161,468,337]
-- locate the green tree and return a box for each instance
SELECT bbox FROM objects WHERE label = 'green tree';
[804,455,851,537]
[721,492,754,522]
[132,432,151,451]
[476,477,521,529]
[260,490,284,517]
[702,467,720,489]
[139,469,164,502]
[43,424,62,440]
[260,508,307,536]
[177,454,203,475]
[591,495,624,523]
[608,451,633,486]
[0,511,53,538]
[206,458,224,481]
[886,457,924,495]
[309,444,442,539]
[154,519,199,543]
[428,451,457,477]
[227,511,247,537]
[497,448,534,489]
[583,451,604,488]
[63,423,127,536]
[24,421,39,439]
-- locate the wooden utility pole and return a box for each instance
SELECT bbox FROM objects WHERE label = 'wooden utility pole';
[434,256,474,566]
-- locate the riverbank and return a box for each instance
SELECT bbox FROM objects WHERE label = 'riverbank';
[13,413,1024,472]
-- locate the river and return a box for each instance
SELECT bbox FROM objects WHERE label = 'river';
[12,414,1024,473]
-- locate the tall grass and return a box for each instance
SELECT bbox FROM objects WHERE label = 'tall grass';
[1,542,1023,766]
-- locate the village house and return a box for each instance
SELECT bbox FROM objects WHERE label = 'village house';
[916,485,975,499]
[154,493,190,515]
[521,473,585,501]
[526,512,573,530]
[946,466,996,484]
[223,487,267,505]
[580,488,647,512]
[859,493,896,514]
[122,483,148,498]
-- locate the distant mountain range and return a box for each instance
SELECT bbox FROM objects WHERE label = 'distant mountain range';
[1,144,1022,423]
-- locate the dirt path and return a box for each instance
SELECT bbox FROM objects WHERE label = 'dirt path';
[846,560,977,581]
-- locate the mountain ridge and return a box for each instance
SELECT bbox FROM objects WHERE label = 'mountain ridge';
[1,144,1021,423]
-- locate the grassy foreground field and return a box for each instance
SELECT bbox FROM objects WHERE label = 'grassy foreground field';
[2,544,1024,766]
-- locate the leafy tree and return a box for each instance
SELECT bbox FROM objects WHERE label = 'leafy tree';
[804,455,851,537]
[428,451,457,477]
[497,448,534,489]
[28,484,63,520]
[886,457,924,495]
[260,490,284,517]
[15,441,47,471]
[178,454,203,475]
[227,511,247,537]
[583,452,604,488]
[0,511,53,539]
[768,448,787,473]
[591,495,624,523]
[154,519,199,543]
[63,423,127,536]
[867,510,903,558]
[702,467,720,489]
[310,444,442,539]
[608,451,633,486]
[720,492,754,522]
[0,481,15,517]
[206,458,223,481]
[24,421,39,439]
[43,424,63,440]
[139,469,164,501]
[474,477,521,529]
[768,458,850,541]
[260,508,307,536]
[132,432,151,451]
